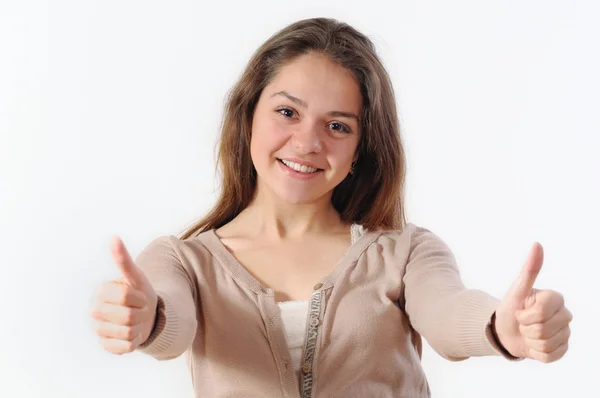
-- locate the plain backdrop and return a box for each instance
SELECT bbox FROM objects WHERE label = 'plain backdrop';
[1,0,598,397]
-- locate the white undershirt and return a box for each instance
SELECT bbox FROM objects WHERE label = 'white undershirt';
[277,300,310,377]
[276,224,364,377]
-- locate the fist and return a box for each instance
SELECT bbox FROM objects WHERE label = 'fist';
[494,242,572,363]
[91,236,158,355]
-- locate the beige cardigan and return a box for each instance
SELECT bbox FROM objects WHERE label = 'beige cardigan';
[135,223,516,397]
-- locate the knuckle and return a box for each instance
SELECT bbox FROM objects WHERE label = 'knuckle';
[531,324,545,339]
[123,326,136,341]
[100,340,113,353]
[537,351,553,363]
[566,309,573,323]
[90,307,103,320]
[541,355,552,363]
[538,340,551,353]
[138,290,148,304]
[110,347,123,355]
[534,307,547,322]
[118,288,130,306]
[122,309,136,325]
[518,323,528,336]
[123,341,135,353]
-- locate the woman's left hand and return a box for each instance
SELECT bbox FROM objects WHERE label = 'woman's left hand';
[493,242,573,363]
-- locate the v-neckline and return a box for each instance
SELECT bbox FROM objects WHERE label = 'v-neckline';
[202,224,382,296]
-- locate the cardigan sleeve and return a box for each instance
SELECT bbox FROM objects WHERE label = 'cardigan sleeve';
[402,224,522,361]
[133,235,199,360]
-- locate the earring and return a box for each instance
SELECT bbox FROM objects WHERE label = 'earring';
[350,161,357,175]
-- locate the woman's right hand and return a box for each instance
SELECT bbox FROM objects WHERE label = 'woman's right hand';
[91,236,159,354]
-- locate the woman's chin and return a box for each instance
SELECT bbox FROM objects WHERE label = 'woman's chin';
[273,187,328,205]
[278,193,318,205]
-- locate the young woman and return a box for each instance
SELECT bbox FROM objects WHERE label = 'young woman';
[91,17,572,397]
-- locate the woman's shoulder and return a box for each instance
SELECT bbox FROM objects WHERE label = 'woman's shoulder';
[375,222,445,240]
[135,229,221,271]
[371,222,452,256]
[371,221,415,242]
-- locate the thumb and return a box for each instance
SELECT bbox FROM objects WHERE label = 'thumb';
[110,236,150,291]
[506,242,544,303]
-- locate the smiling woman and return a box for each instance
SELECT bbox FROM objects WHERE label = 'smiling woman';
[91,16,572,398]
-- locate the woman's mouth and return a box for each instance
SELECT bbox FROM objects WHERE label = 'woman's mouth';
[277,158,321,173]
[276,158,323,180]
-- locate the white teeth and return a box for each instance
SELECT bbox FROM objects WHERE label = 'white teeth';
[280,159,319,173]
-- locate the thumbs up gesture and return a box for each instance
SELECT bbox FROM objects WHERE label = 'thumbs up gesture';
[91,237,159,354]
[493,242,572,362]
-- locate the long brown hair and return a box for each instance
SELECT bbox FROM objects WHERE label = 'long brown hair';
[179,17,407,239]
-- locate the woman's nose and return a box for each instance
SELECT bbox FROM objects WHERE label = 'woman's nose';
[291,125,322,154]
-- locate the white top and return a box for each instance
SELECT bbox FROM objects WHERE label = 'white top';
[277,300,310,377]
[277,224,365,377]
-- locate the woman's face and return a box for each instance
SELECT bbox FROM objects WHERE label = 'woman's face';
[250,52,362,205]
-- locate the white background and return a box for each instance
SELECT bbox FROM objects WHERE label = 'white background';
[1,0,598,397]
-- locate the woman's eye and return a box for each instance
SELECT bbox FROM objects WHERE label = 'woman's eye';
[329,122,351,134]
[276,109,351,134]
[277,108,295,118]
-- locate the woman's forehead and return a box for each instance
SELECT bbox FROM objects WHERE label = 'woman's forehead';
[264,54,362,112]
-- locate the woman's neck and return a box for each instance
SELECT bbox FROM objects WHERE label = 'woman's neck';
[232,198,347,241]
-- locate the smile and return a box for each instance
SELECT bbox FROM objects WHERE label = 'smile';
[277,158,323,180]
[278,158,320,173]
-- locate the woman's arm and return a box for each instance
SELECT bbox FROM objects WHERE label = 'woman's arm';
[402,225,518,361]
[134,236,199,361]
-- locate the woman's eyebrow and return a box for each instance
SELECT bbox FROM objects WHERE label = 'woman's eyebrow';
[271,90,359,121]
[272,90,308,107]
